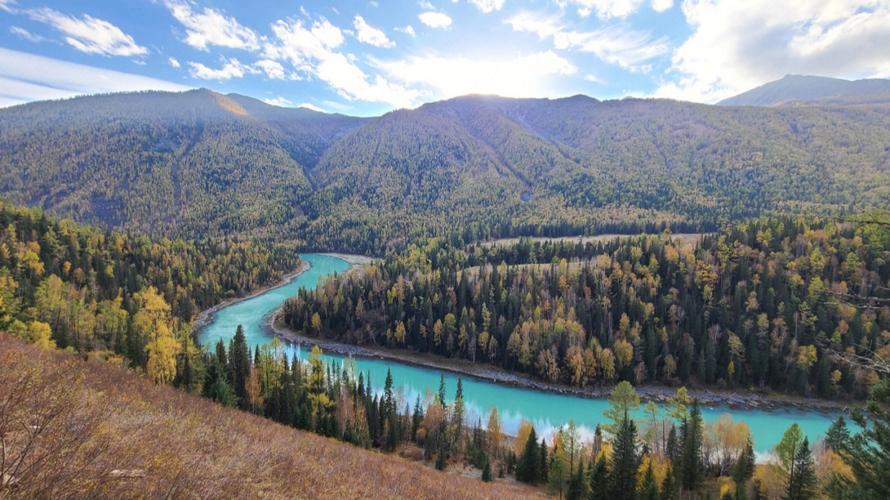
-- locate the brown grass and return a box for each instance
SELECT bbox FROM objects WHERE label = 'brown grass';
[0,334,539,499]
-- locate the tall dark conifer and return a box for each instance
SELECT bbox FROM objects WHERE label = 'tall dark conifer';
[608,411,639,500]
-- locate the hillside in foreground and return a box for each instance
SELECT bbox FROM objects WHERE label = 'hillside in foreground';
[0,334,536,499]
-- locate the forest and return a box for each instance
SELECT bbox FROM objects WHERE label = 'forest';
[0,200,297,379]
[284,217,890,399]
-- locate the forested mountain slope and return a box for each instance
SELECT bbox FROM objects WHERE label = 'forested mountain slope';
[720,75,890,107]
[2,89,890,253]
[0,90,365,240]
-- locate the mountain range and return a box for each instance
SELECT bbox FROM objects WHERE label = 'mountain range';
[2,76,889,253]
[720,74,890,106]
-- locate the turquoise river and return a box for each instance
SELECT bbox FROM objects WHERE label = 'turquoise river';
[199,253,846,456]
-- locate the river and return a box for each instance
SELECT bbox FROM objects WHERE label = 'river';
[198,253,844,455]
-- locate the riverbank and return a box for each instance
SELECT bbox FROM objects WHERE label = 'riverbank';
[193,259,311,332]
[320,253,378,265]
[269,318,851,414]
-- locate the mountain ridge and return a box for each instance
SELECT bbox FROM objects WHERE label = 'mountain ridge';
[720,74,890,106]
[2,86,889,253]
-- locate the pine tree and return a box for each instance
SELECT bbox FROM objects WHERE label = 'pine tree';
[482,456,492,482]
[784,437,816,500]
[516,427,539,483]
[567,458,587,500]
[732,436,755,499]
[608,410,639,500]
[826,381,890,499]
[230,324,250,407]
[661,466,678,500]
[679,400,703,492]
[639,459,659,500]
[589,454,609,500]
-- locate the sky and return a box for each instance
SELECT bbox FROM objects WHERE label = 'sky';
[1,0,889,116]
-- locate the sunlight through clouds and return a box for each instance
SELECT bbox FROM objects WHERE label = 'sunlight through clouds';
[375,50,577,99]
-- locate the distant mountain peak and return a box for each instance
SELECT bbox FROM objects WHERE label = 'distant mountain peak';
[720,74,890,106]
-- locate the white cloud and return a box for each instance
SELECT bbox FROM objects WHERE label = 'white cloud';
[375,50,576,99]
[564,0,644,19]
[656,0,890,103]
[508,12,668,71]
[505,12,562,39]
[584,73,605,84]
[9,26,47,43]
[353,15,395,48]
[0,47,189,107]
[0,0,16,13]
[418,0,435,9]
[164,0,258,51]
[418,11,452,29]
[651,0,673,12]
[395,25,417,37]
[28,8,148,57]
[262,96,293,106]
[254,59,285,79]
[298,102,326,112]
[188,57,255,80]
[264,18,419,108]
[168,56,181,68]
[469,0,505,13]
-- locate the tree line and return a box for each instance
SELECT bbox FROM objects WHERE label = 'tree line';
[192,328,890,499]
[0,200,297,381]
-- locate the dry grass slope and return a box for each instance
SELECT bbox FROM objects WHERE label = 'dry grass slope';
[0,334,538,499]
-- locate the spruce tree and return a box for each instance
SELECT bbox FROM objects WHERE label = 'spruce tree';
[679,400,703,492]
[589,454,609,500]
[608,410,639,500]
[661,466,678,500]
[732,436,755,499]
[639,460,659,500]
[481,456,492,482]
[784,437,816,500]
[516,427,539,483]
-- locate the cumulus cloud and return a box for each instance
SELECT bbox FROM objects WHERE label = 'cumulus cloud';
[254,59,286,79]
[507,11,668,71]
[353,15,395,48]
[656,0,890,103]
[164,0,258,51]
[650,0,673,12]
[0,47,189,108]
[263,17,419,108]
[188,57,254,80]
[375,50,576,99]
[168,56,181,68]
[469,0,506,13]
[418,11,452,29]
[564,0,644,19]
[27,8,148,56]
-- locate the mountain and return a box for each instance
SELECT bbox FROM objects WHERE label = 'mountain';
[2,89,890,253]
[0,89,365,240]
[720,74,890,106]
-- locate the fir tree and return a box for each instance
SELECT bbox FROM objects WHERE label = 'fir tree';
[516,427,539,483]
[679,400,703,492]
[639,459,659,500]
[589,454,609,500]
[732,436,755,499]
[784,437,816,500]
[608,410,639,500]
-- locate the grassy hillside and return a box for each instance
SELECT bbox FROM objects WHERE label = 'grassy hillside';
[0,333,537,498]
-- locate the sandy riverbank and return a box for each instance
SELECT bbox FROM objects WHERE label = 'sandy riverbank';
[320,253,379,265]
[269,318,852,414]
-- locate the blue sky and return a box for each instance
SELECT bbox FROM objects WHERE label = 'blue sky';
[1,0,889,115]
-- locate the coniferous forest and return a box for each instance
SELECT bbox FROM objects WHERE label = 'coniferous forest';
[284,217,890,399]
